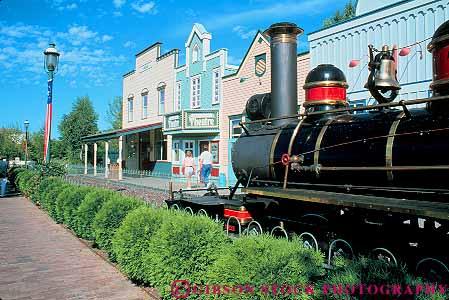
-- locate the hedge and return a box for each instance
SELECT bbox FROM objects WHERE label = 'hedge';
[112,206,170,283]
[92,195,143,261]
[12,168,446,300]
[141,213,229,299]
[75,188,116,240]
[206,235,325,300]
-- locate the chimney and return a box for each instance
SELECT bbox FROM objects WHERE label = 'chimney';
[264,22,303,126]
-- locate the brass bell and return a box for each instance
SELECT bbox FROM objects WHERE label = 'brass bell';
[374,46,401,91]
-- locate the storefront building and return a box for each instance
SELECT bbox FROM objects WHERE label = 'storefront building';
[121,42,179,174]
[308,0,447,107]
[220,31,310,185]
[163,23,238,182]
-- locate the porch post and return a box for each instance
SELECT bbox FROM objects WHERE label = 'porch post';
[93,143,97,176]
[118,136,123,180]
[104,141,109,179]
[84,144,88,175]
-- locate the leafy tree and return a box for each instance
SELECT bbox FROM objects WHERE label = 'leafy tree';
[322,0,355,28]
[58,96,99,162]
[107,96,122,130]
[28,128,44,162]
[0,127,25,160]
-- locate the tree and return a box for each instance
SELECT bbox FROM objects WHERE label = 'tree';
[0,127,24,160]
[58,96,99,162]
[322,0,356,28]
[28,128,44,162]
[107,96,122,130]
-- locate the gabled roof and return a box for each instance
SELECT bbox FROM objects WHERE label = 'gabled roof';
[185,23,212,47]
[222,30,269,79]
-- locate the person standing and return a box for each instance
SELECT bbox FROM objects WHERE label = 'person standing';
[182,150,195,189]
[199,144,213,188]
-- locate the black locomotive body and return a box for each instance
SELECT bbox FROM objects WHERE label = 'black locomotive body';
[167,21,449,281]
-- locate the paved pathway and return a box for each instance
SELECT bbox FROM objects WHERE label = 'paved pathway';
[0,197,153,300]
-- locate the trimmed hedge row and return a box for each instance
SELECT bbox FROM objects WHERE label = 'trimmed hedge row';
[14,169,446,300]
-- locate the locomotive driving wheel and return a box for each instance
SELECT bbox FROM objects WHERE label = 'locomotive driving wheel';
[416,258,449,283]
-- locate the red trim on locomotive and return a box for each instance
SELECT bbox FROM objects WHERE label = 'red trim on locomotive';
[223,208,252,221]
[305,86,347,101]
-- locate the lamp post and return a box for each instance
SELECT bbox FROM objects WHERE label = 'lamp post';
[24,120,29,168]
[43,43,60,163]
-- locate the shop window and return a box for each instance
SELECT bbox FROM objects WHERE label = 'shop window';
[212,68,220,104]
[154,129,167,160]
[173,141,180,162]
[142,92,148,119]
[230,117,243,138]
[198,140,219,164]
[192,44,199,63]
[184,141,194,158]
[191,76,201,108]
[128,97,134,122]
[175,81,181,111]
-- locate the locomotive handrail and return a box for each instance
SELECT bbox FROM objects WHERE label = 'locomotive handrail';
[240,95,449,125]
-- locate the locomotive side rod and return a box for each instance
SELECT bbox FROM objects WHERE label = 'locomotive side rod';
[240,95,449,125]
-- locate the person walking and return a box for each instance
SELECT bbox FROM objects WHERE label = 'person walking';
[199,144,213,188]
[182,150,195,189]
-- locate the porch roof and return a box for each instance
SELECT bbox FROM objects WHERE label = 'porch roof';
[81,122,162,143]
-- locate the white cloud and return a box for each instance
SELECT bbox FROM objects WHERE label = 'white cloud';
[113,0,126,8]
[113,11,123,17]
[65,3,78,10]
[123,40,136,48]
[232,25,257,40]
[131,1,156,14]
[102,35,113,42]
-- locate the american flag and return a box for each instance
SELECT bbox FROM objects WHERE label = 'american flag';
[43,78,53,162]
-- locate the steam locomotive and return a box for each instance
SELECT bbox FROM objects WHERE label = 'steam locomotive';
[167,21,449,282]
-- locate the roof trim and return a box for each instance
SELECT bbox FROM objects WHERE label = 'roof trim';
[81,122,162,142]
[135,42,162,57]
[185,23,212,48]
[222,30,268,79]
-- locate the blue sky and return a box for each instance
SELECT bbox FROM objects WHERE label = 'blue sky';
[0,0,348,137]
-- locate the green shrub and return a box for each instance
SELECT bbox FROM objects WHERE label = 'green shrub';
[141,213,228,299]
[112,206,168,282]
[206,235,324,300]
[35,160,67,177]
[42,182,71,219]
[32,177,61,205]
[15,170,38,197]
[62,186,95,230]
[75,189,116,240]
[92,195,143,261]
[54,186,78,223]
[8,167,25,187]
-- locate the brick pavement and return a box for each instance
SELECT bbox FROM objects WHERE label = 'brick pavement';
[0,197,153,300]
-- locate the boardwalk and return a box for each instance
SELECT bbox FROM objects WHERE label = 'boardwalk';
[0,197,152,300]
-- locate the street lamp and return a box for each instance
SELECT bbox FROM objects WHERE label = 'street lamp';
[24,120,29,168]
[43,43,60,163]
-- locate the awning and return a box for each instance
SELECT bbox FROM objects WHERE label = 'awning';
[81,122,162,143]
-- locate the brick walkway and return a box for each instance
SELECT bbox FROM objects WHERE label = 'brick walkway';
[0,197,152,300]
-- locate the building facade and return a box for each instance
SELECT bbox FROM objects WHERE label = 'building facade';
[220,31,310,185]
[122,42,179,173]
[308,0,447,107]
[163,23,237,181]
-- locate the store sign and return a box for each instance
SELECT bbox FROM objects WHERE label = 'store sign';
[185,111,218,129]
[165,113,182,130]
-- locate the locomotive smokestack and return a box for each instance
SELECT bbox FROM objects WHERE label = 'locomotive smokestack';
[264,22,303,126]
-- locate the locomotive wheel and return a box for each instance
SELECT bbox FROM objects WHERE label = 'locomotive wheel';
[184,206,194,215]
[197,209,208,217]
[370,248,398,265]
[416,257,449,283]
[244,220,263,236]
[298,232,319,251]
[161,202,169,210]
[327,239,354,266]
[226,216,242,237]
[170,203,180,210]
[271,226,288,239]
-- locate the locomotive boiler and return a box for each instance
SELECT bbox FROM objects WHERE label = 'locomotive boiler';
[168,21,449,282]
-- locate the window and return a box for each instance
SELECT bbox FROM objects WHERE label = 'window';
[230,117,243,138]
[198,141,219,164]
[128,97,134,122]
[184,141,194,159]
[190,76,201,108]
[175,82,181,111]
[212,69,220,104]
[192,44,199,63]
[154,129,167,160]
[158,88,165,115]
[173,141,180,162]
[142,93,148,119]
